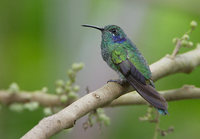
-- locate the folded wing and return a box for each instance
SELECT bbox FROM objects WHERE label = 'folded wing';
[118,60,168,113]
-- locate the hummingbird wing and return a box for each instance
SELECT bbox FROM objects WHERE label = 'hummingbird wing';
[126,39,152,80]
[111,47,168,114]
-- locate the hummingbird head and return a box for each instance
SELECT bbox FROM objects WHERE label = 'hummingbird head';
[82,24,127,43]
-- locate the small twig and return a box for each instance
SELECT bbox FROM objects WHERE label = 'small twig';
[153,111,160,139]
[171,21,197,58]
[171,39,182,58]
[159,126,174,136]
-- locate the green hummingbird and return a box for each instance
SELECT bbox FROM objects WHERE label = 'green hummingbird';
[82,24,168,114]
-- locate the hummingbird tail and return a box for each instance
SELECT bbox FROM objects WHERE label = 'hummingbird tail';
[158,109,168,115]
[126,75,168,114]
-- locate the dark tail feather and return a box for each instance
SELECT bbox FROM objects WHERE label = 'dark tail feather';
[127,76,168,114]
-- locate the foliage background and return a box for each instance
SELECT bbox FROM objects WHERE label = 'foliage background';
[0,0,200,139]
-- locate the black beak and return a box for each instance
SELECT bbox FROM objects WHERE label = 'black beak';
[82,24,104,32]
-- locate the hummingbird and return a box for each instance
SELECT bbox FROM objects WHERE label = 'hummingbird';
[82,24,168,114]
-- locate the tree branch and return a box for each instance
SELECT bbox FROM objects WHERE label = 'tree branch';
[21,46,200,139]
[150,44,200,81]
[0,91,61,107]
[110,85,200,106]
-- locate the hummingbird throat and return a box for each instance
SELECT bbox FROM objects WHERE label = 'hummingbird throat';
[113,35,126,43]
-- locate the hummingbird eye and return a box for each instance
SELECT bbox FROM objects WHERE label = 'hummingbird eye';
[109,28,117,34]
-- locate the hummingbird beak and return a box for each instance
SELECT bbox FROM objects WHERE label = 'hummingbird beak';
[82,24,104,32]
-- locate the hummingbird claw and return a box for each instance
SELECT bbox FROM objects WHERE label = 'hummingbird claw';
[107,79,127,85]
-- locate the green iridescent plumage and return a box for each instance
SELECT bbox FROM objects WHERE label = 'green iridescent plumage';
[82,24,168,114]
[111,42,152,80]
[100,25,151,80]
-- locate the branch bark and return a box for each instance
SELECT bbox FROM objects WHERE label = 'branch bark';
[110,85,200,106]
[0,91,61,107]
[20,46,200,139]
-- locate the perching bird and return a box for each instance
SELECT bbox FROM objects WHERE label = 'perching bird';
[82,24,168,114]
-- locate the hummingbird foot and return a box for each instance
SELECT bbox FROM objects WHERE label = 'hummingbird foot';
[107,79,127,85]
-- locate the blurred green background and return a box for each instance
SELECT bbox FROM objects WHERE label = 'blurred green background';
[0,0,200,139]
